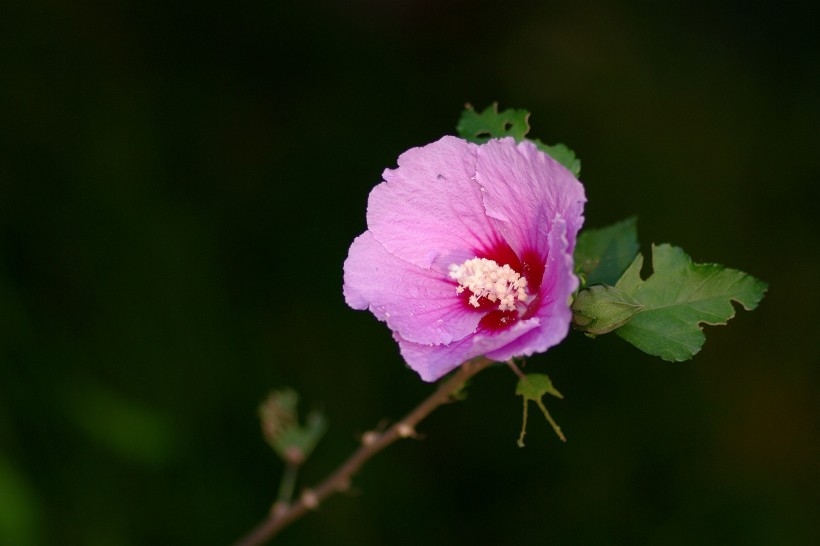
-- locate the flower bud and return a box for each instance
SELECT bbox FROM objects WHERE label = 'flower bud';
[571,284,643,335]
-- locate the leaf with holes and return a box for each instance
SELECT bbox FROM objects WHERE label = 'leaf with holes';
[456,103,581,176]
[613,244,768,361]
[456,103,531,142]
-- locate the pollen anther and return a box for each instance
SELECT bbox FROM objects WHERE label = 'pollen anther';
[448,257,529,311]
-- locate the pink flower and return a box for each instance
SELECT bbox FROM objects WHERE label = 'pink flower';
[343,136,586,381]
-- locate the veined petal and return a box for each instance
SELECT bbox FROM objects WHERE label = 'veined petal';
[367,136,503,272]
[484,219,578,360]
[343,232,482,345]
[476,138,586,257]
[396,318,542,382]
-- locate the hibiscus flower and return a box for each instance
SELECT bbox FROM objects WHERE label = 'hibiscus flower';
[343,136,586,381]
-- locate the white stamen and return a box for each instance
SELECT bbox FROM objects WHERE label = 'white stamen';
[448,257,529,311]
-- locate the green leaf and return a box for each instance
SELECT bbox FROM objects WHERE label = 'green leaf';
[456,103,531,142]
[259,389,327,464]
[574,217,640,286]
[515,373,565,445]
[571,284,644,335]
[456,103,581,176]
[614,244,768,361]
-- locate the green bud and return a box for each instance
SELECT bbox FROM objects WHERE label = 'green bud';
[571,284,643,335]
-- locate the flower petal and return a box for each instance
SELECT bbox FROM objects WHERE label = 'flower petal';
[367,136,503,272]
[476,138,586,258]
[396,318,543,382]
[343,231,482,345]
[484,218,578,360]
[344,136,587,381]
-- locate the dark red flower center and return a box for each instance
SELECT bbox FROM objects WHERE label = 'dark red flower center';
[454,241,546,332]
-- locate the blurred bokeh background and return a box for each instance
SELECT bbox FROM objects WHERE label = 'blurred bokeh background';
[1,0,818,544]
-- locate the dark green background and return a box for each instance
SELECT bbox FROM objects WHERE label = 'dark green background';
[1,1,817,545]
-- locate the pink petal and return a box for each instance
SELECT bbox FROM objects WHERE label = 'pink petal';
[344,136,587,380]
[397,318,543,382]
[367,136,504,273]
[484,218,578,360]
[343,231,482,345]
[476,138,586,258]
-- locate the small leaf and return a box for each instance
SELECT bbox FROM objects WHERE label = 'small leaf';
[614,244,768,361]
[260,389,327,464]
[515,374,565,446]
[456,103,581,176]
[456,102,531,142]
[571,284,644,335]
[574,217,640,286]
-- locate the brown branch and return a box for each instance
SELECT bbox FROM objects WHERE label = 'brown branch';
[232,357,495,546]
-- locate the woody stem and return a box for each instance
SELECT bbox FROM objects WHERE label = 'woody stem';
[231,356,496,546]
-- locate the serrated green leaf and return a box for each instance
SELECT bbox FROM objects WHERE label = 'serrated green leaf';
[614,244,768,361]
[456,103,581,176]
[515,373,565,445]
[571,284,644,335]
[456,103,531,142]
[575,217,640,286]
